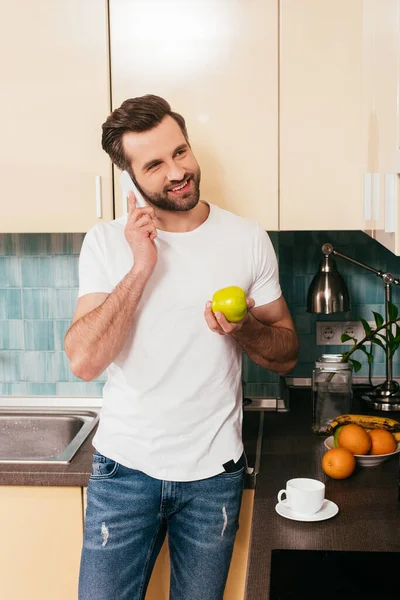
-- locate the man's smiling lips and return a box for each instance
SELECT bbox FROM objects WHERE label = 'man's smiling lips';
[168,177,192,195]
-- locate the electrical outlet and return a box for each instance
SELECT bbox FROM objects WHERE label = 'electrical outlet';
[316,321,374,346]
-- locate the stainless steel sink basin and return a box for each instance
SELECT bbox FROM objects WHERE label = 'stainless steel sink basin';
[0,408,99,464]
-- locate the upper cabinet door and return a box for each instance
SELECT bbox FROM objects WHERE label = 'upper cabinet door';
[279,0,366,231]
[363,0,400,255]
[0,0,113,232]
[110,0,278,230]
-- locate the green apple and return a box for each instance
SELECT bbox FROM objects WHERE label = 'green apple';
[211,286,247,323]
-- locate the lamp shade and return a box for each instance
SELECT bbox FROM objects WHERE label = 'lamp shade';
[307,255,350,314]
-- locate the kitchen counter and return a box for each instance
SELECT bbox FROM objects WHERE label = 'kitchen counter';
[245,388,400,600]
[1,390,399,599]
[0,409,259,489]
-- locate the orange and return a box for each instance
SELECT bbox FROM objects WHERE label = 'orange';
[322,447,356,479]
[368,429,397,455]
[337,423,372,455]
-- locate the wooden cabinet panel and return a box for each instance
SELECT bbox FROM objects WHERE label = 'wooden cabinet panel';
[363,0,400,255]
[280,0,366,231]
[0,486,83,600]
[110,0,278,230]
[0,0,113,232]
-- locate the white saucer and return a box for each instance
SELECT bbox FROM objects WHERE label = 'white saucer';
[275,499,339,522]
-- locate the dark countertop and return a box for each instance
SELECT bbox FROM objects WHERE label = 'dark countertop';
[1,390,399,599]
[245,388,400,600]
[0,429,97,486]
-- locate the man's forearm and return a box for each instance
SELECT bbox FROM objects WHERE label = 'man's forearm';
[64,267,150,381]
[232,314,299,375]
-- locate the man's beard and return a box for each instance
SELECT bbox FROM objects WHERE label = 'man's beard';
[134,168,201,212]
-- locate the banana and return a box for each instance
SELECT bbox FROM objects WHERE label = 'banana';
[328,414,400,435]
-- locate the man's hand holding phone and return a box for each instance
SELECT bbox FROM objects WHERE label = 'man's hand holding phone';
[124,192,158,278]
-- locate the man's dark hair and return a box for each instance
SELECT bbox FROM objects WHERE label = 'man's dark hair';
[101,95,189,172]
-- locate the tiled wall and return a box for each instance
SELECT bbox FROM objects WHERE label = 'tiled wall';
[0,234,105,396]
[1,230,400,397]
[279,230,400,380]
[243,230,400,397]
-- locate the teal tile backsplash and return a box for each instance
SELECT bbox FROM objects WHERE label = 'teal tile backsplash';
[1,229,400,397]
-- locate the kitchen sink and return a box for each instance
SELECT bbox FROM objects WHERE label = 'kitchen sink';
[0,408,99,464]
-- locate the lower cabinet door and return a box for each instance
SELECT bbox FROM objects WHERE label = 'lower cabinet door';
[0,486,83,600]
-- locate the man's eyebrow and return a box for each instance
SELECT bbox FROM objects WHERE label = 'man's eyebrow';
[142,144,189,172]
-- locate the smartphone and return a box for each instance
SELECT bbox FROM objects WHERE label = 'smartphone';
[120,170,147,209]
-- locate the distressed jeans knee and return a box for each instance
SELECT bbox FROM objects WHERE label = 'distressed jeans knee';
[78,452,244,600]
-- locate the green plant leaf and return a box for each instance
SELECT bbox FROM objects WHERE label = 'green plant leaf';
[371,337,386,351]
[367,353,374,364]
[349,359,362,372]
[341,333,357,343]
[396,324,400,339]
[372,311,384,328]
[360,318,372,336]
[388,302,398,322]
[356,345,369,356]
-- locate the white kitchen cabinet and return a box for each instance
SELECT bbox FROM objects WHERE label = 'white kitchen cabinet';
[0,486,83,600]
[280,0,368,232]
[0,0,113,232]
[363,0,400,255]
[109,0,278,230]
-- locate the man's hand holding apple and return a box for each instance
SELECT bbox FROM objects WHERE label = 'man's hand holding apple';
[204,286,255,335]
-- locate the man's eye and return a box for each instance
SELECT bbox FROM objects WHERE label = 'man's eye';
[148,162,161,170]
[176,150,186,157]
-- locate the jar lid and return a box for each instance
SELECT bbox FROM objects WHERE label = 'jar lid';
[316,354,350,369]
[318,354,344,363]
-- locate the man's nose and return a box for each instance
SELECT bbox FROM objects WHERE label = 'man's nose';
[166,161,185,182]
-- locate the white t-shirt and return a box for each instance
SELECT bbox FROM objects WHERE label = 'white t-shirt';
[78,203,281,481]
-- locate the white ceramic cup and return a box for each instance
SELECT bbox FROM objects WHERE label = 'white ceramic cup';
[277,478,325,515]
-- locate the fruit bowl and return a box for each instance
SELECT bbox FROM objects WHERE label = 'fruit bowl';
[324,436,400,467]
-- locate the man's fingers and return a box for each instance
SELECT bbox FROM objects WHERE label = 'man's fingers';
[134,214,153,228]
[204,302,224,335]
[127,191,136,215]
[246,298,256,310]
[213,310,235,334]
[129,206,156,224]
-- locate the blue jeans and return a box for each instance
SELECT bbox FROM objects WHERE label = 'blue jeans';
[79,452,245,600]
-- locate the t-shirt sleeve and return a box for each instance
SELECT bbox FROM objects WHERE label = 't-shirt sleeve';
[78,226,113,298]
[248,225,282,307]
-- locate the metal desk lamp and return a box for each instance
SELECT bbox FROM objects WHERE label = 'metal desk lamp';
[307,243,400,411]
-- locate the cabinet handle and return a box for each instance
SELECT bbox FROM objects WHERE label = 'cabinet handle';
[363,173,380,220]
[384,174,396,233]
[372,173,380,221]
[95,176,102,218]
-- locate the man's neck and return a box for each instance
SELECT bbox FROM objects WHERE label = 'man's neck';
[154,201,210,233]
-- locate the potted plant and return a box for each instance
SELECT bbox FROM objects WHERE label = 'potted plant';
[340,301,400,375]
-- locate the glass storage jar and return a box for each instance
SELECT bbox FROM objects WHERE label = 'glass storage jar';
[312,354,353,434]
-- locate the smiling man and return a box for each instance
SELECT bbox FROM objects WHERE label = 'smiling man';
[65,95,298,600]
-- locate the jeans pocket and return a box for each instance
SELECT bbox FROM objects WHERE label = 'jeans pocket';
[90,451,120,480]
